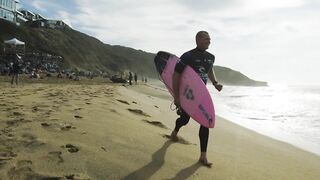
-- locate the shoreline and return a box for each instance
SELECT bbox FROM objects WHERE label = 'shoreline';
[217,113,320,157]
[147,79,320,156]
[207,84,320,157]
[0,80,319,179]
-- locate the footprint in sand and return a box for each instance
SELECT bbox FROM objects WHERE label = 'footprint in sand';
[52,100,63,105]
[21,133,45,149]
[15,104,24,108]
[0,103,6,107]
[8,160,62,179]
[41,122,51,127]
[32,106,39,112]
[65,174,91,179]
[127,109,151,117]
[12,111,24,116]
[109,109,121,115]
[64,144,79,153]
[101,146,108,152]
[74,107,83,111]
[5,107,13,111]
[41,122,75,131]
[61,125,76,131]
[6,118,31,129]
[104,92,114,97]
[74,115,83,119]
[162,134,195,145]
[0,150,17,167]
[47,151,64,163]
[142,120,168,129]
[1,127,13,135]
[117,99,130,105]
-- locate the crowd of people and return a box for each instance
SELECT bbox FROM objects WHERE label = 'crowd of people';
[0,46,63,85]
[111,71,147,85]
[0,47,148,86]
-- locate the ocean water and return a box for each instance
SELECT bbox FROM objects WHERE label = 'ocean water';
[208,84,320,156]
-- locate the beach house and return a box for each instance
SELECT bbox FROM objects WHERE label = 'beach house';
[0,0,18,22]
[1,0,70,29]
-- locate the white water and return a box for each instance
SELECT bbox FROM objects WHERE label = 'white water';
[208,85,320,156]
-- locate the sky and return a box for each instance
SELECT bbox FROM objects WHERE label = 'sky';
[18,0,320,85]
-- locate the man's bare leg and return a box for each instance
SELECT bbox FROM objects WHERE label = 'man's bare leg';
[170,130,178,141]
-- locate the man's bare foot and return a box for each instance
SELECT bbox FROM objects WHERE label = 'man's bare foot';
[199,158,212,167]
[170,130,178,141]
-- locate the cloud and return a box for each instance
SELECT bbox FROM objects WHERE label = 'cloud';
[71,0,193,52]
[243,0,305,10]
[19,0,320,84]
[29,0,48,12]
[176,0,239,11]
[23,0,79,18]
[56,11,73,28]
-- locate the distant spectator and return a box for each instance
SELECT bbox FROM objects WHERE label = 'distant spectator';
[74,75,80,81]
[57,72,63,78]
[30,71,36,79]
[6,46,22,86]
[129,72,133,85]
[29,70,40,79]
[144,77,147,83]
[134,73,138,84]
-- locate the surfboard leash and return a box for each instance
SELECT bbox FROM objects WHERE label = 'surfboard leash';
[170,101,182,115]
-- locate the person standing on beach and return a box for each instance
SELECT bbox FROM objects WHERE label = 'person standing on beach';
[129,72,133,85]
[134,73,138,84]
[171,31,223,167]
[6,45,22,86]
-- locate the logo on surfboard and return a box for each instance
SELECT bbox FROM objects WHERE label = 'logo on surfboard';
[199,104,213,125]
[183,85,194,100]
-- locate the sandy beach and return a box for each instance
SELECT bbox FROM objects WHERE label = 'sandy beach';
[0,78,319,179]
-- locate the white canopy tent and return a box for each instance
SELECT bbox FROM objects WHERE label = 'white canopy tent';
[4,38,25,55]
[4,38,25,45]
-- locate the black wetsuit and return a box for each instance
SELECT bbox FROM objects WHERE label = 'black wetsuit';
[12,62,20,74]
[6,53,20,75]
[174,47,215,152]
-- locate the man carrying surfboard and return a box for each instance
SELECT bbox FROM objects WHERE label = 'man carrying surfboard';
[171,31,223,167]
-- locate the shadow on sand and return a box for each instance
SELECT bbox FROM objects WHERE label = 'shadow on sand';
[166,162,202,180]
[123,140,172,179]
[123,140,203,179]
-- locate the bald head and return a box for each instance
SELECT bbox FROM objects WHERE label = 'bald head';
[196,31,211,50]
[196,31,208,41]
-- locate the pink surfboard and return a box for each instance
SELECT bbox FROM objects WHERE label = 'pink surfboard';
[154,51,215,128]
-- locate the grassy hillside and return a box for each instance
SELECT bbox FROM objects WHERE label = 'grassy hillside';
[0,19,267,86]
[214,66,267,86]
[0,19,155,76]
